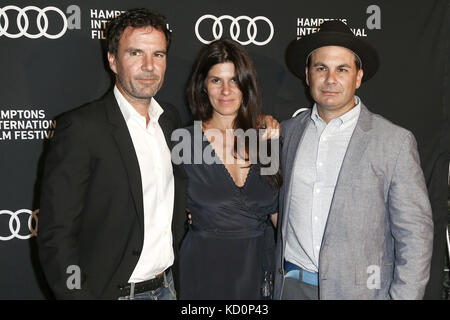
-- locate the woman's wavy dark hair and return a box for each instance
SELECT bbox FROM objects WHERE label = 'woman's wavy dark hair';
[187,38,281,188]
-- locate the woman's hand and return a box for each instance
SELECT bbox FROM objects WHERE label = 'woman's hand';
[258,114,280,140]
[271,213,278,227]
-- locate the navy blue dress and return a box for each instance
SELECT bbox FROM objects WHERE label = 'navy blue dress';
[178,124,278,300]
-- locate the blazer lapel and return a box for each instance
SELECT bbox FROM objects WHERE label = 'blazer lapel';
[321,103,372,246]
[157,107,173,149]
[103,91,144,233]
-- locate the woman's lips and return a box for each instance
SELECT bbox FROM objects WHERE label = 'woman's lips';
[219,99,235,104]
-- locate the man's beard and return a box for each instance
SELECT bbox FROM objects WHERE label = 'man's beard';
[119,74,161,100]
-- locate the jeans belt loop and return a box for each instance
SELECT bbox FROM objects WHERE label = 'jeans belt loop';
[130,282,135,300]
[163,270,168,288]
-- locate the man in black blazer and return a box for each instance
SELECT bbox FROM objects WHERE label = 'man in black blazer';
[37,8,187,300]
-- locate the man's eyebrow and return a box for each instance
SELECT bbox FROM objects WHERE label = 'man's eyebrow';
[125,48,142,52]
[311,62,353,68]
[124,48,167,54]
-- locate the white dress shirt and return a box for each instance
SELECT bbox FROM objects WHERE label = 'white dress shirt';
[113,86,175,283]
[285,97,361,273]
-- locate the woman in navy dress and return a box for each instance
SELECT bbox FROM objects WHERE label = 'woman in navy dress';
[178,39,281,300]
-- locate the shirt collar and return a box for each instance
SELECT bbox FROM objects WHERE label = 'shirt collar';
[114,85,164,126]
[311,96,361,128]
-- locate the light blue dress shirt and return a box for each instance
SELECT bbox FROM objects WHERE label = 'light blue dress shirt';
[285,97,361,273]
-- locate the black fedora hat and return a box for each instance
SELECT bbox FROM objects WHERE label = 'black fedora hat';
[286,20,379,82]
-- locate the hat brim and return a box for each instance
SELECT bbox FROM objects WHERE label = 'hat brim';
[286,32,379,82]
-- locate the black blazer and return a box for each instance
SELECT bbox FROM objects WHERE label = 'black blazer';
[37,91,187,299]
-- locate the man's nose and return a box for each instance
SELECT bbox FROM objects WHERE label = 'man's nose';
[325,70,337,84]
[141,54,154,72]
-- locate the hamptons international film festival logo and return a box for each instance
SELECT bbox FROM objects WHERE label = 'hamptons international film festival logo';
[0,4,80,39]
[0,109,55,141]
[296,5,382,38]
[195,14,274,46]
[0,209,38,241]
[89,8,124,39]
[89,8,172,39]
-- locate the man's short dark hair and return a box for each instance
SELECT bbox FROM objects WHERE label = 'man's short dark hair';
[105,8,171,56]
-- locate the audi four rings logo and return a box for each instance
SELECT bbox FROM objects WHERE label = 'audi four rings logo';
[195,14,274,46]
[0,5,68,39]
[0,209,38,241]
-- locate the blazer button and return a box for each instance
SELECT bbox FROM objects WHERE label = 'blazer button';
[279,268,284,275]
[132,250,141,256]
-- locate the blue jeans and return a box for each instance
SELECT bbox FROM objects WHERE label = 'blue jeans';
[118,270,177,300]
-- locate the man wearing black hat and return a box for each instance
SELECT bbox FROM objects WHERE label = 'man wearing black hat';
[274,20,433,299]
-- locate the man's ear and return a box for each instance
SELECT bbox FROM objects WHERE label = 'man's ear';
[355,69,364,89]
[107,52,118,75]
[305,66,310,86]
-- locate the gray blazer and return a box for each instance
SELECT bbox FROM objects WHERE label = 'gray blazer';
[274,103,433,300]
